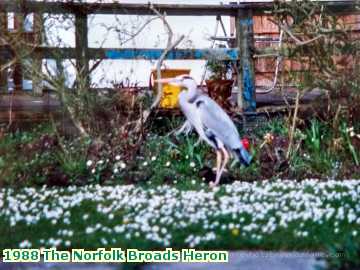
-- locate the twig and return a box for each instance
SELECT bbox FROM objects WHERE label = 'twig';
[269,19,324,46]
[120,16,160,45]
[133,4,184,132]
[286,90,300,159]
[280,24,324,46]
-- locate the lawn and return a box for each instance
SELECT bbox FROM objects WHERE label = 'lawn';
[1,179,359,251]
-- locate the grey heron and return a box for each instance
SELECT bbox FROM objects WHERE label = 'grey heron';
[155,74,252,186]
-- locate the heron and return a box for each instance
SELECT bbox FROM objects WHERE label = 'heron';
[155,74,252,186]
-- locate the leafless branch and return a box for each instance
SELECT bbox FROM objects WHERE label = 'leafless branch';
[132,3,185,132]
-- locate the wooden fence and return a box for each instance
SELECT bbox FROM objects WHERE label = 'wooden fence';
[0,0,358,113]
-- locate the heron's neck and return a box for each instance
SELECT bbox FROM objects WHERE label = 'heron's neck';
[185,84,199,103]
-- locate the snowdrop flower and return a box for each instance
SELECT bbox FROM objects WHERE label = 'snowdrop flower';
[85,227,94,234]
[190,162,196,168]
[86,160,93,167]
[113,168,119,174]
[166,161,171,167]
[115,155,121,161]
[143,161,148,167]
[151,156,157,161]
[101,238,108,245]
[120,162,126,169]
[19,240,31,248]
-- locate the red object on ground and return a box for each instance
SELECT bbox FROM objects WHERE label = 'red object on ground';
[241,138,250,151]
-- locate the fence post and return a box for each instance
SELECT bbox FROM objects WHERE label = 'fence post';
[75,11,89,89]
[32,13,43,95]
[0,13,7,92]
[13,13,24,92]
[236,8,256,112]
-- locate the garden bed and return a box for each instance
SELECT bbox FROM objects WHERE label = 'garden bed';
[1,179,359,251]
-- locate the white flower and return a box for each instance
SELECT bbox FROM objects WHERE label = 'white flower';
[115,155,121,161]
[166,161,171,167]
[190,162,196,168]
[143,161,148,166]
[151,156,157,161]
[120,162,126,169]
[85,227,94,234]
[101,238,108,245]
[98,160,104,165]
[86,160,93,167]
[113,168,119,174]
[91,168,96,174]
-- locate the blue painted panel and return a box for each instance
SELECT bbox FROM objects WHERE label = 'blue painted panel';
[242,63,256,112]
[104,48,239,60]
[239,18,253,26]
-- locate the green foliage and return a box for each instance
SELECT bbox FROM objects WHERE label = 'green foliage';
[206,59,232,80]
[135,134,209,186]
[0,116,359,187]
[339,122,359,166]
[320,236,360,270]
[302,120,334,175]
[54,139,90,182]
[205,49,233,80]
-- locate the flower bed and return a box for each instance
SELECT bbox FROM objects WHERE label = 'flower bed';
[1,179,359,251]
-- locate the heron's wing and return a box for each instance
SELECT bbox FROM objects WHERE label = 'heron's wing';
[196,95,242,149]
[178,92,216,147]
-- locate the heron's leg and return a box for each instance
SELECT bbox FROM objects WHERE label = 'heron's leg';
[215,147,230,186]
[210,150,223,187]
[175,121,192,136]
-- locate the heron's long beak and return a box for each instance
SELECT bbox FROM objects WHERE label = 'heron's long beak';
[154,78,173,84]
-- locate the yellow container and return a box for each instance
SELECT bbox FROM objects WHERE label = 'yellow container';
[150,69,191,109]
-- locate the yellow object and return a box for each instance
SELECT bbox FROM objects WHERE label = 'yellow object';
[150,69,191,109]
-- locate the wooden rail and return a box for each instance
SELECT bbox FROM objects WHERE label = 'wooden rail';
[0,1,357,15]
[0,0,358,112]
